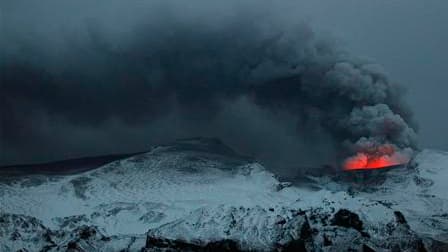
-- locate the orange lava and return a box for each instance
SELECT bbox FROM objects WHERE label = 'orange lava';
[343,152,409,171]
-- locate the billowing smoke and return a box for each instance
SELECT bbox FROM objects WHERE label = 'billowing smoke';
[0,1,417,172]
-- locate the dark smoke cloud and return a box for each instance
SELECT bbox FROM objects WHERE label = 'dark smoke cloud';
[0,1,417,173]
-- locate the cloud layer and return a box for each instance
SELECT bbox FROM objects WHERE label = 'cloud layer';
[0,1,417,173]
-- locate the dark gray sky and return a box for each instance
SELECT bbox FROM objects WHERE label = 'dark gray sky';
[0,0,447,166]
[295,0,448,150]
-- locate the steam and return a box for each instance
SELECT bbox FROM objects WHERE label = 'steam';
[0,1,417,171]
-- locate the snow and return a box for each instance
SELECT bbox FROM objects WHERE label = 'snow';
[1,138,447,251]
[1,141,300,236]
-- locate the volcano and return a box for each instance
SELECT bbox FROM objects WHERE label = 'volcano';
[343,153,410,171]
[343,145,413,171]
[0,138,447,251]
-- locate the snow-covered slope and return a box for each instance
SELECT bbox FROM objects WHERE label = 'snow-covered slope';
[304,149,448,242]
[1,138,447,251]
[360,149,448,242]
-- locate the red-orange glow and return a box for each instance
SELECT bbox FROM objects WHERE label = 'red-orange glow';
[343,151,410,171]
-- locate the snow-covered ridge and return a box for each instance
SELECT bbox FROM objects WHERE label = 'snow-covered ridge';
[1,138,447,251]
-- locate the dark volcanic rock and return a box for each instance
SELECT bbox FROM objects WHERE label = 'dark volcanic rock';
[331,209,364,232]
[394,211,410,228]
[282,239,308,252]
[78,226,97,240]
[67,241,79,251]
[362,244,376,252]
[429,240,448,252]
[0,213,56,251]
[323,234,332,246]
[144,236,241,252]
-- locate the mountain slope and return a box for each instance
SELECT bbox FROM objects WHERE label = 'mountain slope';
[1,138,447,251]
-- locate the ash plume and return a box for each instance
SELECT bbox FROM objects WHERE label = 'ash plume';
[0,1,417,172]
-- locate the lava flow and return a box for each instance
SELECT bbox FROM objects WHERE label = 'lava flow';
[343,152,410,171]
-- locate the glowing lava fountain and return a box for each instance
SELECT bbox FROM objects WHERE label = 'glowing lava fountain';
[343,147,412,171]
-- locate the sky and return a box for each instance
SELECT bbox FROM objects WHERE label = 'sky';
[296,0,448,150]
[0,0,447,166]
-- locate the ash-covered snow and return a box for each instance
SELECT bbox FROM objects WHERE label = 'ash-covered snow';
[1,138,447,251]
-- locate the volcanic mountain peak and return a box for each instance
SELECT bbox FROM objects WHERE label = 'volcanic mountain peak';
[156,137,245,157]
[0,140,447,251]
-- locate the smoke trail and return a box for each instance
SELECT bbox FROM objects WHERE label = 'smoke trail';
[0,1,417,170]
